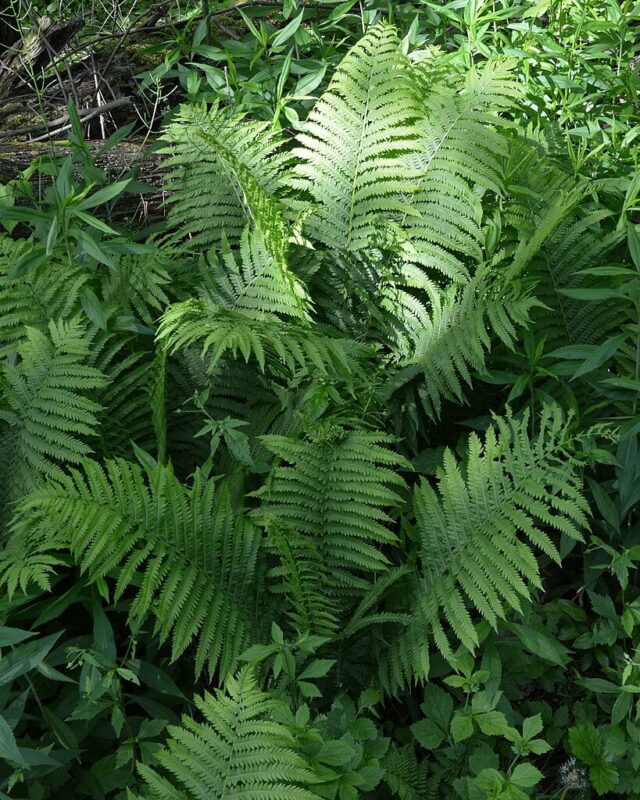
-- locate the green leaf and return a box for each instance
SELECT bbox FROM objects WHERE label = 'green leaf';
[74,229,114,267]
[571,334,627,380]
[7,247,49,279]
[475,711,510,737]
[451,712,474,743]
[411,718,446,750]
[522,714,543,740]
[0,716,27,767]
[0,627,36,647]
[317,739,356,766]
[0,633,63,687]
[74,210,119,236]
[271,10,304,48]
[506,623,570,666]
[80,286,108,330]
[42,708,78,750]
[77,179,131,210]
[292,65,327,97]
[569,723,602,765]
[511,763,543,788]
[611,692,633,725]
[298,659,336,680]
[239,643,279,663]
[590,762,619,796]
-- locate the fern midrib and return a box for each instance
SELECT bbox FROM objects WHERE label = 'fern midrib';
[217,690,248,797]
[345,59,376,250]
[399,102,467,229]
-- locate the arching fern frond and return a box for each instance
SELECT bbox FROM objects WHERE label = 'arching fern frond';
[290,23,424,252]
[160,103,291,257]
[389,274,537,419]
[376,406,589,693]
[261,425,410,594]
[200,226,310,321]
[158,300,361,379]
[0,319,106,510]
[6,461,262,678]
[101,252,171,329]
[138,666,320,800]
[401,58,521,281]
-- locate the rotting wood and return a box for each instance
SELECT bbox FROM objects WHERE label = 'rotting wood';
[0,15,83,99]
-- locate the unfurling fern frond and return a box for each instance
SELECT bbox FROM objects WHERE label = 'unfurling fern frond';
[376,406,589,693]
[160,103,291,255]
[401,59,521,281]
[0,319,106,509]
[7,461,262,678]
[290,23,423,252]
[389,274,537,419]
[138,667,320,800]
[158,300,361,379]
[200,227,310,321]
[262,426,410,594]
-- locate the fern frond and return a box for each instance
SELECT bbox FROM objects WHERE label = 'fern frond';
[158,300,361,378]
[160,103,291,255]
[138,666,320,800]
[8,460,262,678]
[384,744,428,800]
[102,252,171,328]
[0,238,88,355]
[525,209,624,349]
[201,226,310,321]
[389,274,537,418]
[0,319,106,507]
[401,58,521,281]
[262,425,410,593]
[377,406,589,693]
[290,23,424,252]
[265,519,340,637]
[94,335,157,457]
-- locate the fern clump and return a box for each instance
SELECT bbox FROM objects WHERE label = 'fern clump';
[374,406,590,694]
[0,11,630,799]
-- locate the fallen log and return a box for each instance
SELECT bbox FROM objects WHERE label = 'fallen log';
[0,15,83,99]
[0,97,133,140]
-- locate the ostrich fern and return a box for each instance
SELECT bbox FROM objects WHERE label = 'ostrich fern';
[374,406,590,694]
[290,23,424,252]
[262,426,410,595]
[0,319,106,510]
[4,460,263,678]
[138,667,320,800]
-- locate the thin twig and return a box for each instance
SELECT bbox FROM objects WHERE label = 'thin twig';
[0,96,131,139]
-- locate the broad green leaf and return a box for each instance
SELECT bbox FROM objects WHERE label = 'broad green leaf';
[0,716,26,767]
[0,632,63,687]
